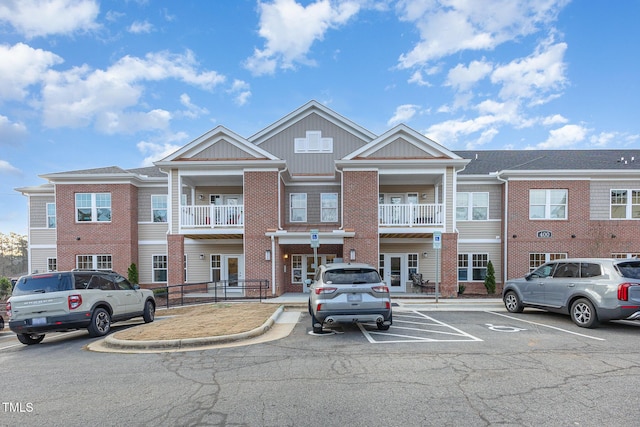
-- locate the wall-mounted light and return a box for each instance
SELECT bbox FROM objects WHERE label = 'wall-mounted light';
[421,193,427,199]
[265,249,271,261]
[571,234,576,238]
[422,252,428,258]
[199,253,205,260]
[283,253,289,259]
[611,234,616,239]
[512,234,517,239]
[349,249,356,260]
[76,236,81,241]
[198,194,204,201]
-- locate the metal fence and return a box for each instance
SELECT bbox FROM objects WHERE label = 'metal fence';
[150,279,270,309]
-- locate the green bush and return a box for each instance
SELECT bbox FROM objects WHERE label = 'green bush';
[0,276,11,300]
[127,263,139,285]
[484,260,496,294]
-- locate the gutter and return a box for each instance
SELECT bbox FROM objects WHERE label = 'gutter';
[492,171,508,285]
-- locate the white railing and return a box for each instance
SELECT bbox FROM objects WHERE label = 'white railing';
[378,203,443,226]
[181,205,244,228]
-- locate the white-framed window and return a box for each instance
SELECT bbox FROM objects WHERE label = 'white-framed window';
[46,203,56,228]
[529,253,567,271]
[76,254,112,270]
[294,131,333,153]
[321,193,338,222]
[152,195,168,222]
[291,255,302,283]
[529,189,567,220]
[152,255,168,283]
[612,252,640,259]
[290,193,307,222]
[184,254,188,283]
[75,193,111,222]
[47,257,57,272]
[211,254,221,282]
[408,253,418,276]
[610,189,640,219]
[458,253,488,281]
[457,192,489,220]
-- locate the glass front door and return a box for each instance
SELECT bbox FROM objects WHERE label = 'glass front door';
[380,253,406,292]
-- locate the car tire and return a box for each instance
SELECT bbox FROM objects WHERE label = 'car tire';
[88,308,111,337]
[0,315,4,330]
[143,300,155,323]
[504,291,524,313]
[570,298,599,328]
[17,333,45,345]
[377,314,392,331]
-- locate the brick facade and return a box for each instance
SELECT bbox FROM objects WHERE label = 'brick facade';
[342,170,379,267]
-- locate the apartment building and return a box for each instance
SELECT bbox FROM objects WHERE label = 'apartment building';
[16,101,640,297]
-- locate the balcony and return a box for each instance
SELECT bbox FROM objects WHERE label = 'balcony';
[181,205,244,229]
[378,203,443,227]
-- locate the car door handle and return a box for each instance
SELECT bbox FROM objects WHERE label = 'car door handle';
[568,283,575,287]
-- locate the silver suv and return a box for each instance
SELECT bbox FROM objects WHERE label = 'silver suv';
[7,270,155,344]
[502,258,640,328]
[306,263,392,334]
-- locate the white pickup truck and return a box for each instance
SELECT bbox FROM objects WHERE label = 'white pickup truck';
[7,270,155,345]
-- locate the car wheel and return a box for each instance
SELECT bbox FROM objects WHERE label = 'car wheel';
[504,291,524,313]
[88,308,111,337]
[143,300,155,323]
[0,315,4,330]
[17,333,45,345]
[570,298,599,328]
[377,314,392,331]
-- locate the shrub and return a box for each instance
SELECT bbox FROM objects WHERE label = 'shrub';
[127,263,139,285]
[0,277,11,300]
[484,260,496,294]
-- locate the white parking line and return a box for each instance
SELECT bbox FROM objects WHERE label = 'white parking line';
[358,310,483,344]
[487,311,606,341]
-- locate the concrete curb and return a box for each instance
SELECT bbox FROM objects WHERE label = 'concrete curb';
[102,305,285,351]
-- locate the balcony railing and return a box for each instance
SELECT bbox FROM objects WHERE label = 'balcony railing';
[181,205,244,228]
[379,203,443,226]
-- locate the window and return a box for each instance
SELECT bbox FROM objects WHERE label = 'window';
[610,189,640,219]
[76,255,112,270]
[612,253,640,259]
[152,195,168,222]
[458,253,488,281]
[408,253,418,276]
[46,203,56,228]
[294,131,333,153]
[184,254,188,283]
[456,192,489,220]
[152,255,168,283]
[321,193,338,222]
[47,257,57,272]
[211,255,221,282]
[292,255,302,283]
[529,189,567,219]
[290,193,307,222]
[529,253,567,271]
[76,193,111,222]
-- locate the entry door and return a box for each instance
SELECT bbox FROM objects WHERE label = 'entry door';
[210,254,244,292]
[381,254,406,292]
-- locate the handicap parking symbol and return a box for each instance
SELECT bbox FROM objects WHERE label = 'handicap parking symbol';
[485,323,526,332]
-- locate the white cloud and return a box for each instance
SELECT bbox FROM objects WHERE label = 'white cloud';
[589,131,640,148]
[0,159,21,175]
[137,132,189,166]
[387,104,420,126]
[0,115,29,146]
[0,0,100,38]
[445,60,492,92]
[396,0,569,69]
[178,94,210,119]
[41,50,226,132]
[128,20,154,34]
[536,124,588,149]
[407,70,431,87]
[245,0,360,75]
[542,114,568,126]
[228,79,251,106]
[0,43,63,100]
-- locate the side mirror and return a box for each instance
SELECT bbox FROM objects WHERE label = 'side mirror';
[133,284,140,290]
[303,279,312,287]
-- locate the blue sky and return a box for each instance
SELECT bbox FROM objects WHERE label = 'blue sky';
[1,0,639,235]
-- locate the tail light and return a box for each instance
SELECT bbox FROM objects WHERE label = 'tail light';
[68,294,83,310]
[314,287,337,295]
[6,301,11,318]
[372,285,389,293]
[617,283,638,301]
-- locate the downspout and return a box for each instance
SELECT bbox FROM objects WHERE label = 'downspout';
[494,171,509,285]
[335,166,344,230]
[453,164,467,295]
[277,166,288,230]
[271,235,276,295]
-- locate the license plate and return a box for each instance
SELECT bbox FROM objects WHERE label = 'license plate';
[347,293,362,302]
[31,317,47,326]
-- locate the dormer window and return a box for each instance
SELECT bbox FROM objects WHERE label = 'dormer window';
[294,131,333,153]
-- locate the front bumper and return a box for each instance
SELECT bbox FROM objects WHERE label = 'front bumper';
[9,311,92,334]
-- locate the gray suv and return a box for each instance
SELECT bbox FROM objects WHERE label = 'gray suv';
[7,270,155,344]
[502,258,640,328]
[306,263,392,334]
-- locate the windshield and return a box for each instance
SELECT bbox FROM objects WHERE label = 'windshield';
[12,273,72,295]
[323,268,381,284]
[615,261,640,279]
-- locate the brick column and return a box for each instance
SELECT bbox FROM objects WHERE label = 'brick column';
[342,170,379,267]
[167,234,184,285]
[439,232,458,298]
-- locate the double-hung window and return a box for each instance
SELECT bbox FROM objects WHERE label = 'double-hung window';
[610,189,640,219]
[76,193,111,222]
[321,193,338,222]
[290,193,307,222]
[152,255,168,283]
[458,253,488,281]
[529,253,567,271]
[456,192,488,220]
[529,189,567,220]
[76,254,112,270]
[152,195,168,222]
[46,203,56,228]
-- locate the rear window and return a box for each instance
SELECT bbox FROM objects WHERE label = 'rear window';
[616,261,640,279]
[323,268,381,284]
[12,274,73,295]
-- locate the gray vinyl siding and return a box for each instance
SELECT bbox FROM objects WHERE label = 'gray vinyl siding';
[138,187,169,223]
[590,180,640,220]
[457,242,502,283]
[138,243,168,285]
[171,170,180,231]
[30,228,57,245]
[184,244,243,283]
[285,185,341,224]
[456,183,502,220]
[379,186,437,203]
[457,220,502,239]
[30,248,57,274]
[30,195,55,228]
[138,223,169,241]
[258,113,369,176]
[445,167,454,232]
[192,139,256,159]
[368,137,435,159]
[380,242,435,282]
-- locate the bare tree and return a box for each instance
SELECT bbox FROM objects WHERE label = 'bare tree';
[0,232,28,278]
